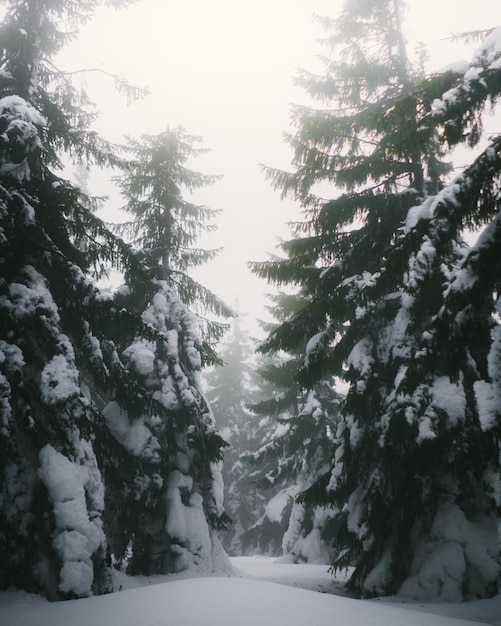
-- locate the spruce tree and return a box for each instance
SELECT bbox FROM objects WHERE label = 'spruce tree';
[103,127,232,575]
[0,0,231,598]
[253,1,501,600]
[243,292,341,562]
[114,128,227,323]
[0,0,141,599]
[203,313,264,555]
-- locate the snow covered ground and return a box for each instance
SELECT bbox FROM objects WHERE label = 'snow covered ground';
[1,556,500,626]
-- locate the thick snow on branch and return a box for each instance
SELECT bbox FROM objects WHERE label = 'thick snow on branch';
[400,502,499,602]
[431,27,501,115]
[38,445,104,598]
[102,400,161,461]
[0,96,45,182]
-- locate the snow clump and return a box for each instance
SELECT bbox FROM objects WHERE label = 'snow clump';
[399,502,499,602]
[38,445,104,597]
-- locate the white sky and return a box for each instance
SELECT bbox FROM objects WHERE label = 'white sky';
[60,0,500,335]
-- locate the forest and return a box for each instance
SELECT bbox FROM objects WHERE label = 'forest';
[0,0,500,611]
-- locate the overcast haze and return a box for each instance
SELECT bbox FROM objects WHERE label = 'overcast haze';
[59,0,500,334]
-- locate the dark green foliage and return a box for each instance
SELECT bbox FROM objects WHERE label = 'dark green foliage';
[0,0,230,597]
[238,290,342,562]
[252,0,500,599]
[101,126,232,575]
[114,127,231,356]
[0,0,141,599]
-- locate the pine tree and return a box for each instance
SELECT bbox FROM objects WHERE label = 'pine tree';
[101,127,232,575]
[114,128,228,324]
[0,0,143,599]
[243,292,341,561]
[203,312,264,555]
[0,0,231,599]
[252,1,501,600]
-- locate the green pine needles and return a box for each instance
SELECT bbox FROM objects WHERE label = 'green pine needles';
[0,0,231,599]
[252,0,501,601]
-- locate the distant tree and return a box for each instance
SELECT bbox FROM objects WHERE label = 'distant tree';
[252,0,501,600]
[203,312,263,554]
[242,292,342,562]
[103,127,232,575]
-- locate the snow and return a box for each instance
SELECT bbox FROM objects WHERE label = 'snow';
[473,26,501,70]
[341,270,380,291]
[431,376,466,426]
[474,380,497,431]
[1,271,55,321]
[101,401,160,460]
[1,556,500,626]
[165,480,213,571]
[405,196,434,233]
[464,67,482,82]
[40,354,80,406]
[346,486,369,538]
[165,472,193,542]
[163,469,230,574]
[141,283,203,372]
[122,340,155,376]
[0,95,46,127]
[400,503,499,603]
[0,340,24,432]
[165,328,179,358]
[417,413,438,443]
[0,96,46,182]
[306,330,324,356]
[437,59,469,75]
[347,337,374,380]
[210,460,225,516]
[305,330,328,367]
[405,185,461,232]
[265,486,297,523]
[363,549,393,596]
[37,445,104,598]
[300,389,324,419]
[430,27,501,116]
[282,503,337,564]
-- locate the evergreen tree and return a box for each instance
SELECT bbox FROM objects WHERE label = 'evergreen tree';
[0,0,141,599]
[204,313,265,555]
[0,0,231,598]
[243,292,341,562]
[114,128,227,323]
[253,1,501,600]
[103,127,232,575]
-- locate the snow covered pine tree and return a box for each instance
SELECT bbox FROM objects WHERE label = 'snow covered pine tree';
[106,128,232,575]
[253,0,501,601]
[204,313,266,555]
[0,1,230,598]
[242,292,341,562]
[0,0,136,599]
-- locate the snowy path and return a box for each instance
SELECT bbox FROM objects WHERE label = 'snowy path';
[231,555,352,594]
[0,556,500,626]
